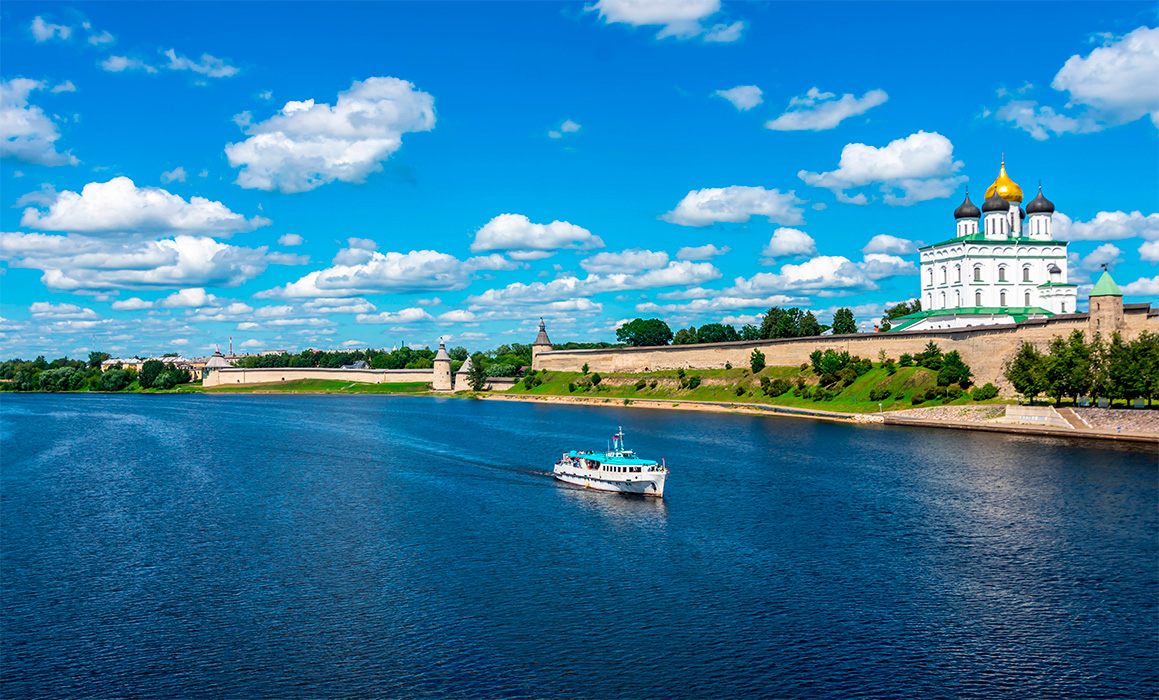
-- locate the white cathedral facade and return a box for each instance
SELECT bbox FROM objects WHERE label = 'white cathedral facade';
[889,161,1077,332]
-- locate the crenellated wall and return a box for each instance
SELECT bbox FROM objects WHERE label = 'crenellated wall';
[533,305,1157,389]
[203,367,434,387]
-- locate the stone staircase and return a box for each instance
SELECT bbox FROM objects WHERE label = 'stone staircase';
[1055,407,1090,430]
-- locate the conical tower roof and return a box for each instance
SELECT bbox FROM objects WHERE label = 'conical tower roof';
[1090,270,1122,297]
[533,318,552,346]
[456,355,472,375]
[434,338,451,361]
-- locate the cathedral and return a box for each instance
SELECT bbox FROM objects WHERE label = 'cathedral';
[888,160,1077,332]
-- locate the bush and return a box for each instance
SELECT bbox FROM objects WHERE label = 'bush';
[649,380,658,389]
[582,363,589,375]
[868,388,892,401]
[899,353,913,367]
[735,385,746,396]
[819,373,839,387]
[812,388,833,402]
[884,360,896,375]
[677,368,686,379]
[687,376,701,390]
[893,391,905,400]
[725,361,732,370]
[768,378,792,396]
[947,385,964,400]
[839,368,857,386]
[799,363,808,372]
[750,349,765,373]
[99,369,131,392]
[591,372,602,385]
[911,393,926,405]
[635,379,647,390]
[971,383,999,401]
[568,383,576,392]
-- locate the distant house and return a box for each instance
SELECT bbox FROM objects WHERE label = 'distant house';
[342,360,369,370]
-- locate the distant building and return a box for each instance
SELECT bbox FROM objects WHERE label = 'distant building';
[201,350,233,380]
[891,160,1077,332]
[531,318,553,362]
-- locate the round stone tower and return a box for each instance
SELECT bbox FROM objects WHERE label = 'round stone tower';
[1088,270,1124,336]
[432,338,453,391]
[531,318,552,370]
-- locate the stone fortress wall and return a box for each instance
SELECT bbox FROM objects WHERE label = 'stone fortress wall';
[203,367,434,387]
[532,302,1157,390]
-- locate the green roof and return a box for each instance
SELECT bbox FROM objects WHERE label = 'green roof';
[920,235,1068,250]
[1090,271,1122,297]
[1037,281,1077,288]
[887,306,1053,332]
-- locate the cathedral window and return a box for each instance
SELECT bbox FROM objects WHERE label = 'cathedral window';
[927,268,933,286]
[956,265,961,282]
[975,290,982,306]
[940,291,945,308]
[1025,291,1031,306]
[1023,267,1031,282]
[1000,291,1007,306]
[1062,302,1067,313]
[941,267,947,284]
[974,267,982,282]
[998,267,1007,282]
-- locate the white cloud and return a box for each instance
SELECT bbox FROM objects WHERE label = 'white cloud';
[278,233,304,246]
[31,17,71,42]
[1140,240,1159,263]
[798,131,965,206]
[581,248,669,274]
[257,90,273,101]
[301,297,376,314]
[7,233,270,291]
[467,261,720,307]
[0,78,78,166]
[160,166,187,184]
[589,0,742,42]
[356,307,434,324]
[1053,211,1159,242]
[862,234,919,255]
[662,186,805,227]
[100,56,158,73]
[438,309,476,322]
[111,297,154,311]
[30,301,97,320]
[997,26,1159,138]
[471,213,603,257]
[86,29,115,46]
[859,253,917,280]
[163,49,239,78]
[50,81,77,94]
[1070,244,1124,273]
[676,243,730,260]
[714,85,763,111]
[1122,276,1159,296]
[225,77,435,193]
[158,287,221,308]
[765,88,888,131]
[761,227,816,259]
[257,248,513,299]
[729,255,875,296]
[21,177,269,236]
[549,118,582,138]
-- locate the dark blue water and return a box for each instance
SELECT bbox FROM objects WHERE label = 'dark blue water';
[2,394,1156,699]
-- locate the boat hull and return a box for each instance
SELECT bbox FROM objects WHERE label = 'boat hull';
[553,468,666,498]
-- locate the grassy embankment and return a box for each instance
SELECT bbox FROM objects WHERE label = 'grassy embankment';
[502,365,1008,414]
[198,379,430,394]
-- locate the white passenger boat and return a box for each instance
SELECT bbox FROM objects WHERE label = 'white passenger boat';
[553,427,668,498]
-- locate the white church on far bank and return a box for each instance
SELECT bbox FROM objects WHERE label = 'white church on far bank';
[889,160,1078,332]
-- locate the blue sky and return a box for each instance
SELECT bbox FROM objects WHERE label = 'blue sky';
[2,1,1157,358]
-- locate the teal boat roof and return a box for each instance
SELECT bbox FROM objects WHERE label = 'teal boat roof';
[567,450,657,466]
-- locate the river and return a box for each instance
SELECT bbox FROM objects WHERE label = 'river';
[2,393,1155,698]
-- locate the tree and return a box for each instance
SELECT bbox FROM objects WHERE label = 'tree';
[138,359,165,389]
[1064,330,1094,403]
[739,324,761,341]
[760,307,827,339]
[697,323,739,344]
[880,299,921,331]
[797,311,826,337]
[831,308,857,335]
[1133,331,1159,406]
[750,349,765,373]
[99,369,131,392]
[449,346,469,362]
[88,351,111,369]
[591,372,602,385]
[1042,335,1073,405]
[672,326,698,345]
[616,318,673,347]
[467,352,488,391]
[937,350,973,387]
[1005,341,1044,403]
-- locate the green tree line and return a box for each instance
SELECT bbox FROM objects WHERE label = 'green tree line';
[616,305,863,348]
[1005,331,1159,405]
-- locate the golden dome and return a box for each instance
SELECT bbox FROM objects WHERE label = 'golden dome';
[985,160,1023,203]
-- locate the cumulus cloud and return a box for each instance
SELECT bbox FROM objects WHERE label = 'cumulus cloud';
[1,78,78,166]
[20,177,269,236]
[549,119,582,138]
[1069,244,1123,274]
[355,307,435,324]
[300,297,376,314]
[1139,240,1159,263]
[1053,210,1159,242]
[1122,275,1159,296]
[160,166,187,184]
[467,261,721,308]
[761,227,816,259]
[163,49,239,78]
[256,248,514,299]
[580,248,669,274]
[471,213,603,258]
[225,77,435,193]
[862,234,920,255]
[676,243,730,260]
[30,301,97,320]
[31,17,71,42]
[997,26,1159,138]
[662,186,805,227]
[714,85,763,111]
[589,0,742,42]
[725,252,917,299]
[798,131,965,206]
[278,233,304,246]
[51,81,77,94]
[100,55,158,73]
[765,88,888,131]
